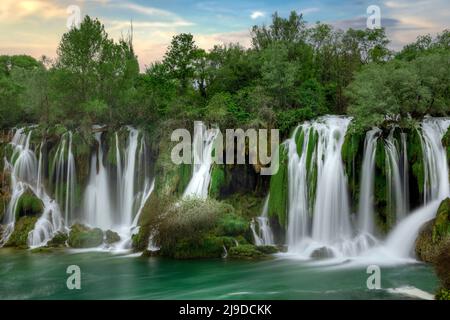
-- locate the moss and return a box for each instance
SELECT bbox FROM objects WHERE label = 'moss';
[132,225,151,251]
[217,213,248,236]
[15,191,44,219]
[5,216,38,248]
[209,165,226,198]
[46,232,68,247]
[68,224,103,248]
[434,240,450,290]
[229,244,265,259]
[374,140,390,233]
[256,245,278,254]
[176,163,192,195]
[408,128,425,196]
[415,199,450,263]
[105,230,121,244]
[341,125,364,204]
[443,127,450,170]
[168,235,226,259]
[432,198,450,243]
[436,288,450,300]
[295,129,304,156]
[415,220,440,263]
[268,144,288,228]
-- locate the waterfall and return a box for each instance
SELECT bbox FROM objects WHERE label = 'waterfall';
[120,128,139,227]
[285,116,377,257]
[0,128,64,247]
[286,126,311,247]
[52,132,76,225]
[385,129,409,223]
[383,118,449,259]
[311,117,352,244]
[83,129,114,230]
[251,195,275,246]
[358,128,380,234]
[183,121,218,199]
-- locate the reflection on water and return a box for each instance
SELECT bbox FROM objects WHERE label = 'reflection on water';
[0,249,438,300]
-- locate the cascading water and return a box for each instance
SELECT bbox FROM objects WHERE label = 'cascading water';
[251,195,275,246]
[286,116,376,257]
[383,118,449,259]
[1,125,154,249]
[183,121,218,199]
[385,129,409,224]
[83,129,114,230]
[52,132,76,225]
[358,128,380,234]
[286,126,311,248]
[0,128,64,247]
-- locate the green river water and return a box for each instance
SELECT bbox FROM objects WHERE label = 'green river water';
[0,249,438,300]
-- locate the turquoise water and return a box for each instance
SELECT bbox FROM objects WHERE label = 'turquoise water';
[0,249,438,300]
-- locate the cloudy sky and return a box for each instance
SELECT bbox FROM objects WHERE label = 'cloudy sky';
[1,0,448,70]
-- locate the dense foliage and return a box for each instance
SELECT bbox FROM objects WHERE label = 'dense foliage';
[0,12,448,134]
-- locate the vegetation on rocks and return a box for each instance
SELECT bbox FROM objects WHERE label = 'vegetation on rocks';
[15,191,44,219]
[4,216,37,248]
[268,144,288,229]
[68,224,103,248]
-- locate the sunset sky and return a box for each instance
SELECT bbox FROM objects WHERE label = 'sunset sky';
[1,0,448,70]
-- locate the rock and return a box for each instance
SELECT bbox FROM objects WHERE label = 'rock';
[434,240,450,300]
[141,249,159,257]
[415,220,440,262]
[229,244,264,259]
[311,246,335,259]
[15,190,44,219]
[415,198,450,263]
[256,245,278,254]
[46,232,68,247]
[432,198,450,243]
[68,224,103,248]
[105,230,120,244]
[4,216,38,248]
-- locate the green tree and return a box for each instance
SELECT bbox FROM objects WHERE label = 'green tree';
[163,33,198,92]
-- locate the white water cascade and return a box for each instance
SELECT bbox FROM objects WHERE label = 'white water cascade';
[84,127,154,237]
[382,118,449,259]
[385,129,409,224]
[0,128,64,247]
[1,126,154,249]
[251,195,275,246]
[83,129,114,230]
[286,116,377,257]
[358,128,380,234]
[183,121,218,199]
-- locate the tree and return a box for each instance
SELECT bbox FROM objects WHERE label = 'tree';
[56,15,139,124]
[163,33,198,92]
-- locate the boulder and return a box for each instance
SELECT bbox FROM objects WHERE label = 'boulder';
[68,224,103,248]
[105,230,120,244]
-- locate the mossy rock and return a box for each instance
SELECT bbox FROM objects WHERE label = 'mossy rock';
[415,198,450,263]
[4,216,38,248]
[15,191,44,219]
[434,240,450,291]
[165,235,226,259]
[255,245,278,254]
[229,244,264,259]
[132,225,151,251]
[268,144,288,228]
[415,220,440,263]
[105,230,121,244]
[68,224,103,248]
[432,198,450,243]
[46,232,68,247]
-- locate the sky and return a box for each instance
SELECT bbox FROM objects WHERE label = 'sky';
[1,0,449,70]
